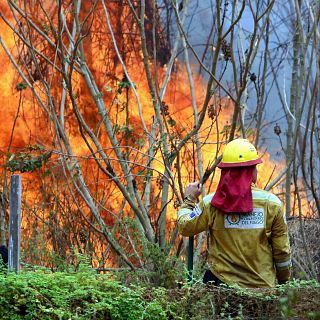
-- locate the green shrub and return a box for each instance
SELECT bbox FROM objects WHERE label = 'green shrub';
[0,269,319,320]
[0,269,174,320]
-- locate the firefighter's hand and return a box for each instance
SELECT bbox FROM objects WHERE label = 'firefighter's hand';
[184,182,201,202]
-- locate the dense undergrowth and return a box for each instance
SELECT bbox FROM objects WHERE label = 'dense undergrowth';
[0,265,319,320]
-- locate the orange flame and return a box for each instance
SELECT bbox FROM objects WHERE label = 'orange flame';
[0,1,315,269]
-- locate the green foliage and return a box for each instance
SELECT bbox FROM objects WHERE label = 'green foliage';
[116,217,185,289]
[42,24,50,34]
[279,290,297,319]
[116,75,134,94]
[4,145,52,173]
[141,242,185,288]
[115,241,185,289]
[16,82,27,91]
[0,269,173,320]
[220,123,231,134]
[167,116,176,127]
[114,123,134,138]
[277,278,320,290]
[0,268,319,320]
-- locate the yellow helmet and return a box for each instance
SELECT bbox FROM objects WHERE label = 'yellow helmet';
[218,139,262,168]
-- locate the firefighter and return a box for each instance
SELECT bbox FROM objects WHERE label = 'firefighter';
[177,139,291,288]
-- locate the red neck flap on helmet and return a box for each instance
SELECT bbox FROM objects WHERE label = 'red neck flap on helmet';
[210,166,255,213]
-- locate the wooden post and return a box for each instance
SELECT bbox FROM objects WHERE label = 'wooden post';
[0,205,6,246]
[8,175,22,273]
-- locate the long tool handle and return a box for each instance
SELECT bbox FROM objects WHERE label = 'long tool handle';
[187,235,194,282]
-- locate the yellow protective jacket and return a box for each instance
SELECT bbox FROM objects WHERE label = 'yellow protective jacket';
[177,186,291,288]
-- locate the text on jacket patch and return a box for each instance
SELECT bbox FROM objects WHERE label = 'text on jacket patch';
[224,208,264,229]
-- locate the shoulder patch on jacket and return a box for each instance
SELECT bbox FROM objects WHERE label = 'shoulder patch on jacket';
[188,205,202,220]
[178,208,192,219]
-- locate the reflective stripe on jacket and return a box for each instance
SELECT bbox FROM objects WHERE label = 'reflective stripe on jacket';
[177,186,291,288]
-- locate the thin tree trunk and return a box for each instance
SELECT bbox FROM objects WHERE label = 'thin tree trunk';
[286,2,300,219]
